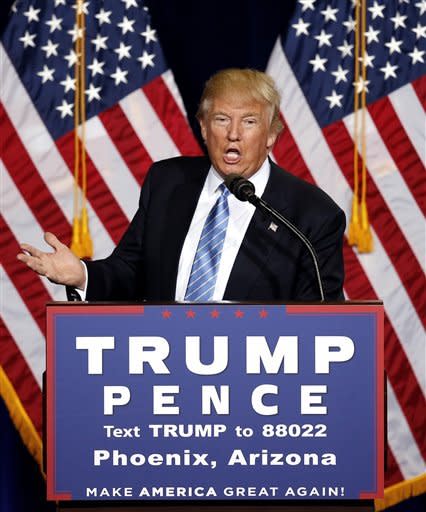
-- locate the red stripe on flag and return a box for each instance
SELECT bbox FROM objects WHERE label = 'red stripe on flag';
[323,121,426,327]
[0,104,71,243]
[412,75,425,110]
[0,216,51,335]
[273,119,316,185]
[343,240,426,460]
[368,97,426,214]
[56,131,129,245]
[384,444,405,487]
[98,104,153,187]
[0,320,42,436]
[143,76,202,156]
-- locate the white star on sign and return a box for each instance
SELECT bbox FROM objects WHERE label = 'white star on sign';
[110,66,129,85]
[37,65,55,83]
[309,54,327,72]
[118,16,135,35]
[64,49,79,68]
[385,37,403,54]
[353,77,370,94]
[95,8,112,25]
[114,42,132,60]
[368,1,385,19]
[56,99,73,118]
[19,31,36,48]
[137,50,155,69]
[412,23,426,40]
[408,47,425,64]
[331,65,349,84]
[85,83,102,102]
[23,5,40,22]
[141,24,157,43]
[60,74,75,92]
[92,34,108,51]
[41,39,59,58]
[320,6,338,22]
[325,90,343,108]
[337,40,353,58]
[380,62,398,79]
[298,0,316,12]
[315,30,333,47]
[365,26,380,44]
[46,14,63,33]
[390,12,407,29]
[88,58,105,76]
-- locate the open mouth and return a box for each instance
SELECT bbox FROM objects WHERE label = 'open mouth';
[223,148,241,164]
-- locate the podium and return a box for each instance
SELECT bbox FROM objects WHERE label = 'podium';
[46,302,384,512]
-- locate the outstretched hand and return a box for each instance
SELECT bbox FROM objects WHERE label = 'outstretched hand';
[17,232,86,289]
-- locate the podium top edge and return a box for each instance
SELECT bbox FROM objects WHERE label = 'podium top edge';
[46,300,383,306]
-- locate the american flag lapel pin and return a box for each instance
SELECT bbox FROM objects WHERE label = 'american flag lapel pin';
[268,221,279,232]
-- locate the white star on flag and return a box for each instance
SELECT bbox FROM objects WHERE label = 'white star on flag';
[337,40,353,57]
[121,0,138,8]
[64,49,79,68]
[325,90,343,108]
[358,51,375,68]
[380,62,398,79]
[368,1,386,19]
[56,99,73,118]
[19,31,36,48]
[390,12,407,29]
[92,34,108,51]
[88,58,105,76]
[138,50,155,69]
[412,23,426,40]
[72,1,90,15]
[365,26,380,44]
[408,47,425,64]
[320,6,338,22]
[23,6,40,23]
[85,84,102,102]
[292,18,310,36]
[118,16,135,35]
[114,42,132,61]
[385,36,403,54]
[68,24,85,42]
[110,66,129,85]
[41,39,59,58]
[415,0,426,15]
[298,0,316,12]
[309,54,327,72]
[95,8,112,25]
[315,29,333,47]
[37,65,55,83]
[45,14,63,33]
[141,24,157,43]
[343,16,356,33]
[331,65,349,83]
[353,76,370,93]
[60,74,75,92]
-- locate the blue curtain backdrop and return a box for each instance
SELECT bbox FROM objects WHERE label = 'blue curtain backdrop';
[0,1,424,511]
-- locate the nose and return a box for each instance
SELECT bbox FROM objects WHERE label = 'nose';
[227,119,241,141]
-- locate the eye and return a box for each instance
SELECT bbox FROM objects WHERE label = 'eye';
[213,115,230,125]
[243,118,257,126]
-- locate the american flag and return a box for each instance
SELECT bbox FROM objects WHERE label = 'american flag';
[266,0,425,506]
[0,0,201,468]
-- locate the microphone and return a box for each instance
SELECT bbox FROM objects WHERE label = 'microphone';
[224,174,325,302]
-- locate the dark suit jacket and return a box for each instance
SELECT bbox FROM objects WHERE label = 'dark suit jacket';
[84,156,345,302]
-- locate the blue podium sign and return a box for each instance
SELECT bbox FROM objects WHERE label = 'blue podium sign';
[46,303,384,501]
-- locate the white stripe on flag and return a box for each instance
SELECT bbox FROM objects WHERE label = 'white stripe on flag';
[389,83,425,163]
[120,88,180,161]
[0,265,44,388]
[162,70,188,117]
[84,117,140,221]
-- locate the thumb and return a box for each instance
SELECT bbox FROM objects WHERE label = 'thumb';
[44,232,64,251]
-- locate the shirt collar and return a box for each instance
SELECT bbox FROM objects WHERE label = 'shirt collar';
[206,158,271,197]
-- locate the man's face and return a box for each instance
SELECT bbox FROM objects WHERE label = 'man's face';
[199,94,278,179]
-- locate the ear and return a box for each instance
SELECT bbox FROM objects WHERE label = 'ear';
[266,130,278,150]
[199,118,207,141]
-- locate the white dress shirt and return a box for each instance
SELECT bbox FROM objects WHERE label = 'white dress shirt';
[175,159,270,301]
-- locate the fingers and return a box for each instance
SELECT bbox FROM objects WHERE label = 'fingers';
[18,242,44,259]
[44,232,64,251]
[16,251,47,276]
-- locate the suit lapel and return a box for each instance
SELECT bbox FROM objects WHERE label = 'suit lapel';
[160,159,210,298]
[224,162,290,300]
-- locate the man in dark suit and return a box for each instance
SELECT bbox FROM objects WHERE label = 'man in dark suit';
[17,68,345,301]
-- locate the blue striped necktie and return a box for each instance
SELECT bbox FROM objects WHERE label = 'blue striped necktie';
[184,183,230,302]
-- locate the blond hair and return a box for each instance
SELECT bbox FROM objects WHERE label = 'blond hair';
[196,68,283,135]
